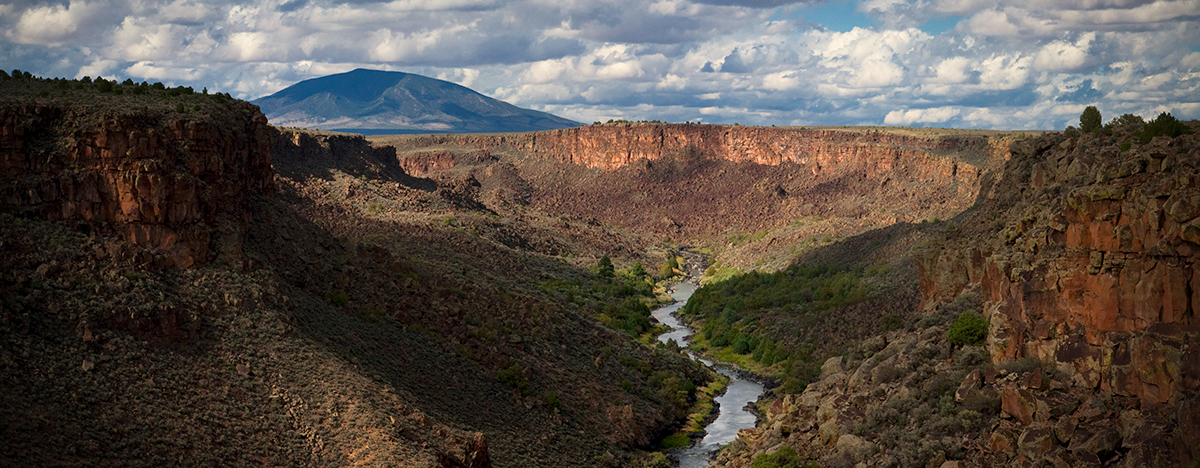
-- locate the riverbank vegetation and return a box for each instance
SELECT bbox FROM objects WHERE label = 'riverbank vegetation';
[678,263,873,388]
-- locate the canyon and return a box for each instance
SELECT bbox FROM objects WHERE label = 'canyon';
[1,74,1196,468]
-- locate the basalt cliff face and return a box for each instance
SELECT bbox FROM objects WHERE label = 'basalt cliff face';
[402,123,1007,174]
[0,100,274,268]
[381,125,1015,267]
[918,129,1200,404]
[916,127,1200,465]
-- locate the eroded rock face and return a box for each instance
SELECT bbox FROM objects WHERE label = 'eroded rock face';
[913,126,1199,465]
[918,128,1200,406]
[0,101,274,267]
[403,124,1004,178]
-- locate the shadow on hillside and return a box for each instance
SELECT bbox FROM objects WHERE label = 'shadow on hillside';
[271,130,437,191]
[242,190,705,466]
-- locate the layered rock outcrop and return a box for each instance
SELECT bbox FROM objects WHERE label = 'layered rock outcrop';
[401,123,1006,176]
[0,100,274,267]
[384,125,1013,245]
[915,125,1199,465]
[919,128,1200,405]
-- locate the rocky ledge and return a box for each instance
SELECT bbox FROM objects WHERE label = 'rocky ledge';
[0,98,274,268]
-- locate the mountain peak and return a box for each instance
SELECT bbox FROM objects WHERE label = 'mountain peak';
[252,69,581,135]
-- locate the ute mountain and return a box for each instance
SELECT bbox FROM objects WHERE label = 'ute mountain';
[252,68,581,135]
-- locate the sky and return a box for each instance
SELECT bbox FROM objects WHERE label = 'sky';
[2,0,1198,129]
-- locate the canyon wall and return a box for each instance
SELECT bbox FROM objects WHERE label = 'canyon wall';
[401,123,1008,176]
[0,100,274,267]
[918,129,1200,406]
[386,125,1014,242]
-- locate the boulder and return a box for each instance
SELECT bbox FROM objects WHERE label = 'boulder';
[1018,423,1055,460]
[955,369,981,402]
[834,434,873,462]
[1067,426,1120,457]
[1000,384,1037,425]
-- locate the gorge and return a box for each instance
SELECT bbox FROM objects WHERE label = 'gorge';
[1,74,1196,467]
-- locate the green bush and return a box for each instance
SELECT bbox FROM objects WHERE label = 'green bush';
[542,390,560,409]
[497,363,528,395]
[947,311,988,346]
[1136,111,1193,143]
[750,445,812,468]
[659,253,679,278]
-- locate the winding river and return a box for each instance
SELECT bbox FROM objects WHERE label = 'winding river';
[653,282,766,468]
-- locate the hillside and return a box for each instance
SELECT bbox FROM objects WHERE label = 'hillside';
[0,73,709,467]
[707,119,1200,467]
[252,69,581,134]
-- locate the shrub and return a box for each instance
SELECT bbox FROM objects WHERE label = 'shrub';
[659,253,679,278]
[750,445,811,468]
[542,390,560,409]
[947,311,988,346]
[1079,106,1102,133]
[497,363,528,394]
[327,291,349,307]
[657,433,690,448]
[1108,113,1144,129]
[1136,111,1193,143]
[628,262,647,279]
[596,255,614,278]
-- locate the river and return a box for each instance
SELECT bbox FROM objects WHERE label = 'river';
[653,281,766,468]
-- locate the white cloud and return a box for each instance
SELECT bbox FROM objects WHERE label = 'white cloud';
[932,56,975,84]
[884,106,961,125]
[1033,33,1095,72]
[761,71,800,90]
[959,9,1020,36]
[0,0,1195,129]
[8,0,108,47]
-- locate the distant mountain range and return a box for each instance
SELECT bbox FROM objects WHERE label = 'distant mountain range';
[252,69,581,135]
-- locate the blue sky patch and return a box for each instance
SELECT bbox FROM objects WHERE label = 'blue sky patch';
[920,16,964,35]
[796,1,875,31]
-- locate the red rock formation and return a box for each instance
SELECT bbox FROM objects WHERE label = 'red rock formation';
[917,128,1200,407]
[400,124,1004,177]
[386,125,1009,241]
[0,101,274,267]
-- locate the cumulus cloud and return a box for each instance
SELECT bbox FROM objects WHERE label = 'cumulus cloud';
[0,0,1195,129]
[884,106,961,124]
[8,0,114,47]
[1033,33,1096,72]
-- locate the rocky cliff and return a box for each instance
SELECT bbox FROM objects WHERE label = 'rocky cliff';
[703,123,1197,468]
[0,98,274,268]
[380,125,1016,263]
[913,125,1200,465]
[400,123,1009,174]
[918,128,1200,405]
